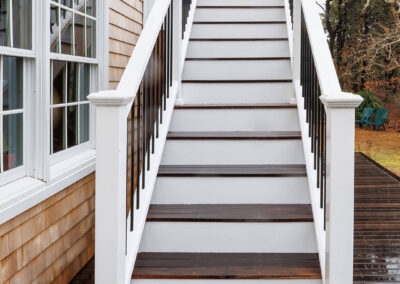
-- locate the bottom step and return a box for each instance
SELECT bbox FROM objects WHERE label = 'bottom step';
[133,253,321,281]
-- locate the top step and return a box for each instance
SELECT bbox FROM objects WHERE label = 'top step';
[197,0,284,6]
[195,7,286,22]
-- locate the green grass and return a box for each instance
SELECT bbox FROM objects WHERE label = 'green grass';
[355,128,400,176]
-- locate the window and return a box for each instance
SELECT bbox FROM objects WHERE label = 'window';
[0,0,32,184]
[0,0,105,189]
[0,0,32,49]
[1,56,23,172]
[50,61,90,154]
[49,0,97,159]
[50,0,96,58]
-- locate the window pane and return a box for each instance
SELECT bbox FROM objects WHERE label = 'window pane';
[79,104,89,143]
[86,18,96,58]
[52,60,66,105]
[0,0,10,47]
[67,105,78,147]
[52,107,65,153]
[3,113,23,171]
[79,63,89,101]
[12,0,32,49]
[61,9,73,55]
[50,5,59,53]
[74,0,85,11]
[67,62,78,102]
[3,56,23,111]
[74,14,85,57]
[61,0,72,8]
[86,0,96,17]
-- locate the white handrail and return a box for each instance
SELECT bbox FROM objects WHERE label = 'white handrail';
[300,0,341,95]
[116,0,171,112]
[291,0,363,283]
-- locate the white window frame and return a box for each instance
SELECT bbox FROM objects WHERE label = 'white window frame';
[0,0,109,224]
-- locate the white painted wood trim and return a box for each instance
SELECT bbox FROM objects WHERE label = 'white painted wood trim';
[294,81,326,280]
[299,0,340,95]
[116,0,172,114]
[180,0,198,73]
[125,82,178,284]
[283,0,293,60]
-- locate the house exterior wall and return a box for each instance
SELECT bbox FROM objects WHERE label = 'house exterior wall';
[0,174,95,283]
[109,0,144,89]
[0,1,144,283]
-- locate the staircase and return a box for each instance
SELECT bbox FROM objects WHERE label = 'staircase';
[132,0,321,282]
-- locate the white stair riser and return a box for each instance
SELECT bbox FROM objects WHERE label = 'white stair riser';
[191,24,287,39]
[186,41,290,58]
[161,140,304,165]
[182,83,294,104]
[194,8,286,22]
[170,109,300,132]
[183,60,291,80]
[197,0,284,6]
[152,177,310,204]
[140,222,317,253]
[133,280,322,284]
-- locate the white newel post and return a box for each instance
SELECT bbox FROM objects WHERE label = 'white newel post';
[88,91,134,284]
[321,93,362,284]
[173,0,184,104]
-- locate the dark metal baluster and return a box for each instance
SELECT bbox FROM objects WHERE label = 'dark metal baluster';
[170,0,173,90]
[130,97,135,231]
[136,85,142,207]
[155,34,160,139]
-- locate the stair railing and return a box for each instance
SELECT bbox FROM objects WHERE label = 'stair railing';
[87,1,189,283]
[289,0,363,283]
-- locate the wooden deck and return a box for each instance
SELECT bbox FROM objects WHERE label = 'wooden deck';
[354,152,400,283]
[70,152,400,283]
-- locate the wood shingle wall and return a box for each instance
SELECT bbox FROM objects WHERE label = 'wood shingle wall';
[109,0,144,89]
[0,1,144,283]
[0,174,95,283]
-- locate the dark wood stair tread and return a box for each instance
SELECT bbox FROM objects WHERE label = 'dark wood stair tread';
[182,80,292,83]
[189,38,288,41]
[197,6,285,8]
[167,131,301,140]
[186,57,291,61]
[174,103,296,109]
[158,164,306,177]
[193,21,286,24]
[147,204,313,222]
[133,252,321,279]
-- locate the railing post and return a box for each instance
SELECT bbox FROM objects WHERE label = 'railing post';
[88,91,134,284]
[321,92,362,284]
[172,0,183,104]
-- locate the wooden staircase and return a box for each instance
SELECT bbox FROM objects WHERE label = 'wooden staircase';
[132,0,321,282]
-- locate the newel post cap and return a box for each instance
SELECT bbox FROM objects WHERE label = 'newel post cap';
[88,90,134,107]
[320,92,363,109]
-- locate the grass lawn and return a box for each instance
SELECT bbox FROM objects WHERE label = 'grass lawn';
[355,128,400,176]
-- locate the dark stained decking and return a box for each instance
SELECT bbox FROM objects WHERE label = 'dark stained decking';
[70,152,400,283]
[354,152,400,283]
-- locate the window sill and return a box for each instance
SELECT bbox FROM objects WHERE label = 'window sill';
[0,149,96,224]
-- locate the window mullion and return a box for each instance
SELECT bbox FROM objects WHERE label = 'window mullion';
[0,56,4,173]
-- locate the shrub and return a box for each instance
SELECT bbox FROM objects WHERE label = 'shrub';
[356,89,383,120]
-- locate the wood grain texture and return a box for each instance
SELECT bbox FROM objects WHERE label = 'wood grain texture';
[158,164,307,177]
[147,204,313,223]
[133,253,322,279]
[354,153,400,283]
[109,0,143,89]
[174,104,297,109]
[167,131,302,140]
[0,174,95,284]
